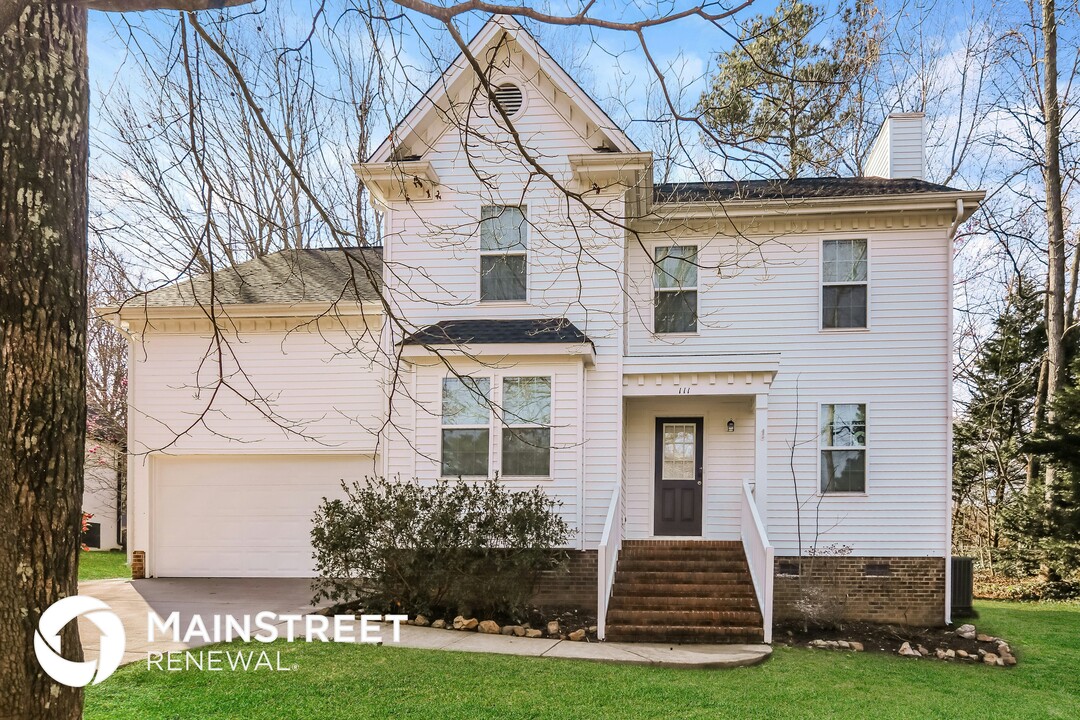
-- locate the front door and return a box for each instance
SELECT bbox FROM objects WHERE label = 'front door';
[654,417,704,536]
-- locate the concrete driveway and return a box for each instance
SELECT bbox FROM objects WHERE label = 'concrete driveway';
[78,578,324,665]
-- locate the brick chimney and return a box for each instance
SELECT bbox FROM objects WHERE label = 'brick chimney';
[863,113,926,180]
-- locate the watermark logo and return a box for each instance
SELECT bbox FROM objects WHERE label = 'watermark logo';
[35,596,126,687]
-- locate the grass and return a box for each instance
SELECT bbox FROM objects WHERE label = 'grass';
[85,601,1080,719]
[79,550,128,581]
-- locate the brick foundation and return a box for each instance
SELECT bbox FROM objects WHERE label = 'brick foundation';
[131,550,146,579]
[531,550,597,612]
[773,556,946,627]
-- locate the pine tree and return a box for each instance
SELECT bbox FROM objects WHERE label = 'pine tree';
[698,0,878,179]
[953,280,1045,569]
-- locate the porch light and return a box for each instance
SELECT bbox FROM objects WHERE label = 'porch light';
[727,419,735,433]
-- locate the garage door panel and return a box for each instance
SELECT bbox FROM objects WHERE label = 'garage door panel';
[153,454,365,577]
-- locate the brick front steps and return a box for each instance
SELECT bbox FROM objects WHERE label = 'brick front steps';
[606,540,764,644]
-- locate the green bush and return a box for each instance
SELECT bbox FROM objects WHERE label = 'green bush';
[311,477,571,616]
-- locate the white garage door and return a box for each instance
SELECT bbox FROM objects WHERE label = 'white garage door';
[152,454,369,577]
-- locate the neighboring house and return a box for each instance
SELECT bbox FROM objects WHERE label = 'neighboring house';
[101,16,984,643]
[83,424,124,551]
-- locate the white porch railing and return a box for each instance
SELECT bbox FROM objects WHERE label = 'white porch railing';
[596,482,623,641]
[740,479,774,644]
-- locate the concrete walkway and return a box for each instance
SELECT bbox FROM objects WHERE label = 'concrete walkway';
[78,579,771,669]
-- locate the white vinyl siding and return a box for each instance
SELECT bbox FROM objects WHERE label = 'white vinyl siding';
[626,229,951,556]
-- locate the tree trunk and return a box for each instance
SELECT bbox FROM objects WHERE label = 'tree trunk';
[1042,0,1067,516]
[0,3,89,718]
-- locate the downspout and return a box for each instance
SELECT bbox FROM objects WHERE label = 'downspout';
[944,197,963,624]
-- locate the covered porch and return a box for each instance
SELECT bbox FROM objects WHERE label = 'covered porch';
[597,353,779,643]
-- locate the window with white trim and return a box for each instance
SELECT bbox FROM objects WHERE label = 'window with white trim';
[480,205,527,302]
[822,239,868,329]
[820,403,866,493]
[501,377,551,477]
[441,377,490,476]
[654,245,698,333]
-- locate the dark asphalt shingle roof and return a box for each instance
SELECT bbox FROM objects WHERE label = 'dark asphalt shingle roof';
[130,247,382,307]
[402,318,591,346]
[654,177,962,203]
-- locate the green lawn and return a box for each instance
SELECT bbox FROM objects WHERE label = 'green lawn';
[79,550,128,581]
[86,601,1080,719]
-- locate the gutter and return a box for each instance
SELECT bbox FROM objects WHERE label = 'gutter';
[947,198,966,239]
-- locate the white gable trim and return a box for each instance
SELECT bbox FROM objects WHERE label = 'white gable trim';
[369,14,636,163]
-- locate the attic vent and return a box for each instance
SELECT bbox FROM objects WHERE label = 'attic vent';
[493,83,524,117]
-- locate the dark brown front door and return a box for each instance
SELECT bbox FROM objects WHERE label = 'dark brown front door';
[654,417,704,536]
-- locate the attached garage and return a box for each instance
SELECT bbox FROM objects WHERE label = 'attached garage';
[150,454,371,577]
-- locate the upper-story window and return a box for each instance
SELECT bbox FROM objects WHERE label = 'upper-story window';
[820,403,867,493]
[822,239,868,329]
[441,377,491,477]
[654,245,698,334]
[480,205,527,302]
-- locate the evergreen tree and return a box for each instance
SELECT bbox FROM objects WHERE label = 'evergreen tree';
[1014,351,1080,577]
[698,0,878,179]
[953,279,1045,568]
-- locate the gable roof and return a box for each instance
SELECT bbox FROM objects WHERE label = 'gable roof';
[126,247,382,308]
[401,318,590,346]
[368,14,636,163]
[655,177,963,203]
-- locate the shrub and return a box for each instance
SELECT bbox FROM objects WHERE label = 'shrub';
[311,476,571,617]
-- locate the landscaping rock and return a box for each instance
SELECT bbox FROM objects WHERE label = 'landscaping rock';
[837,640,850,649]
[977,633,995,643]
[413,615,429,627]
[501,625,526,637]
[849,641,864,652]
[546,621,560,637]
[453,616,478,631]
[935,649,946,659]
[946,649,956,658]
[568,629,586,641]
[898,642,919,657]
[588,625,598,634]
[431,619,446,629]
[917,644,929,656]
[478,620,501,634]
[983,653,999,665]
[956,624,976,640]
[956,650,969,658]
[1003,655,1017,666]
[525,629,543,638]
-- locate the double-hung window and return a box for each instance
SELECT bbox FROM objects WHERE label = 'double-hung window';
[822,239,868,329]
[441,377,491,476]
[501,377,551,476]
[820,403,867,493]
[480,205,527,302]
[654,245,698,333]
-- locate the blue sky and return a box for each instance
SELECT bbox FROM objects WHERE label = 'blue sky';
[84,1,795,152]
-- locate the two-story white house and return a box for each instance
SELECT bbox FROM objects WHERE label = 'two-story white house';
[104,15,983,643]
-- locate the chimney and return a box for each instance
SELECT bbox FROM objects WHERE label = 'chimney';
[863,113,925,180]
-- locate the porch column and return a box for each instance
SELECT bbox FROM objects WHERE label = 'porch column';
[754,393,769,526]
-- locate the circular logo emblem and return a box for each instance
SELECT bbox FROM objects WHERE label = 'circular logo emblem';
[35,595,126,687]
